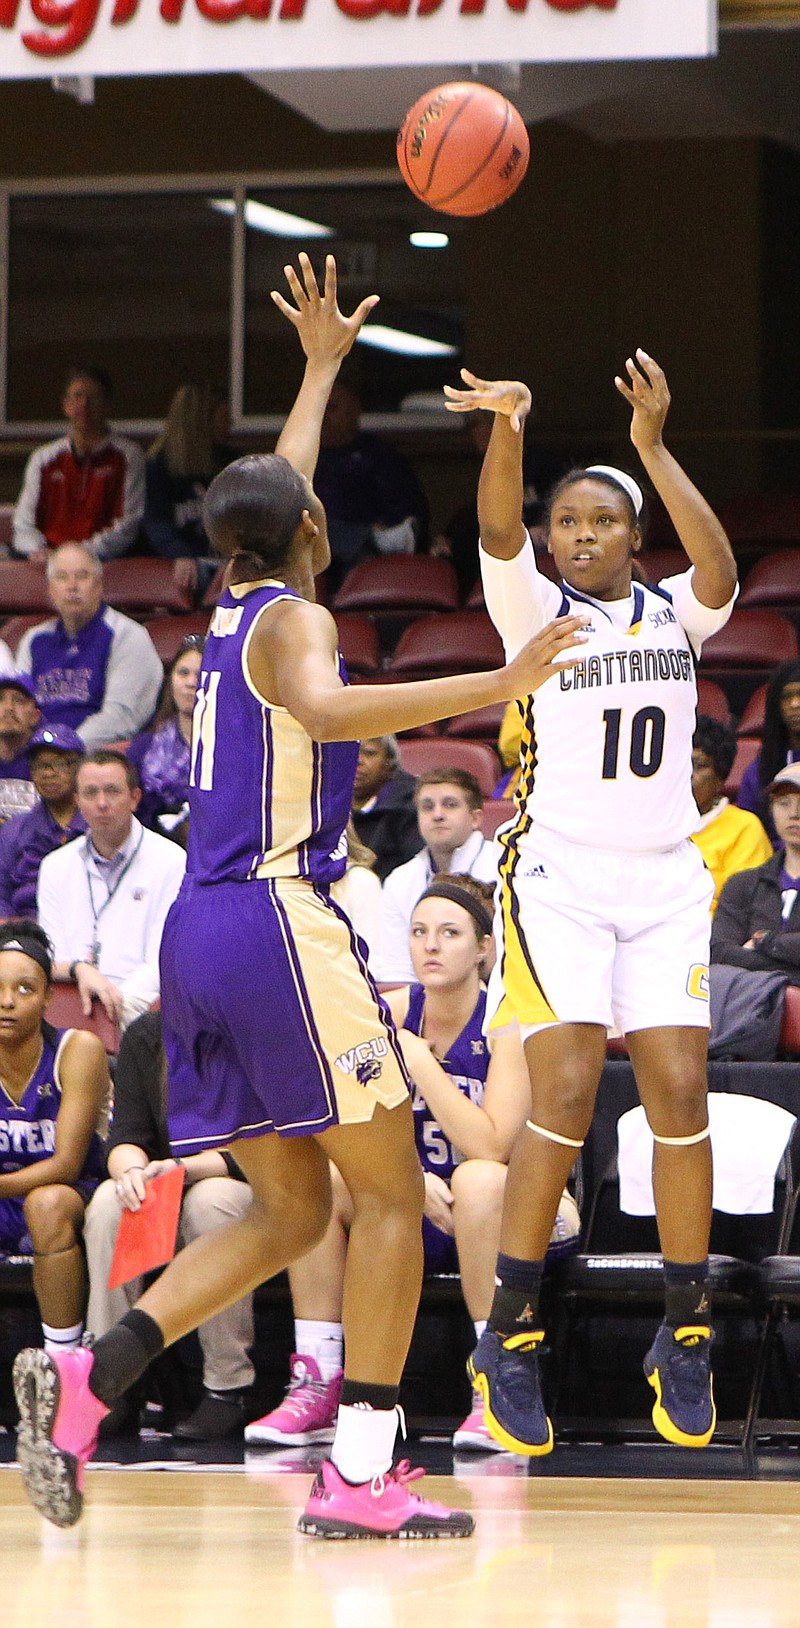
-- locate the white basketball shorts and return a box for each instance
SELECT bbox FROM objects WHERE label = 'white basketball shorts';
[486,823,714,1040]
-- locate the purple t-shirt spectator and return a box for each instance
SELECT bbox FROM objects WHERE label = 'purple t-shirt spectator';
[0,800,86,917]
[738,748,800,846]
[127,719,191,832]
[0,754,36,825]
[25,605,114,732]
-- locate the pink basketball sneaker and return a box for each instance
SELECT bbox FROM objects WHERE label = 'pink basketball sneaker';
[244,1355,342,1446]
[297,1457,474,1540]
[13,1347,109,1528]
[453,1388,509,1453]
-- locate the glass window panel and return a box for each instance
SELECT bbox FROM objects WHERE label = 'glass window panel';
[243,183,465,416]
[7,193,233,422]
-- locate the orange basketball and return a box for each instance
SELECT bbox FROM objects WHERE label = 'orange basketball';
[397,81,529,218]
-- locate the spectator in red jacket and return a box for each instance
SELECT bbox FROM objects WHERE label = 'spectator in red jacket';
[13,367,145,561]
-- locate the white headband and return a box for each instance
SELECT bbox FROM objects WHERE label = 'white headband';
[585,465,644,518]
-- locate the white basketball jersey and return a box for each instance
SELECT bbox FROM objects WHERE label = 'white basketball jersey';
[480,540,737,854]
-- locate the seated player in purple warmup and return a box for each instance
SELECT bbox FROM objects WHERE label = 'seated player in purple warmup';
[0,725,85,919]
[0,921,109,1354]
[12,254,587,1540]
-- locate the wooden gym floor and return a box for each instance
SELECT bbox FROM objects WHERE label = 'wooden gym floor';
[4,1445,800,1628]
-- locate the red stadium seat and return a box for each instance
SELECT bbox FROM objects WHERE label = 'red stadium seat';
[738,551,800,613]
[700,609,798,713]
[719,493,800,554]
[737,683,767,739]
[103,558,194,616]
[333,556,459,620]
[0,505,14,552]
[480,798,516,838]
[780,986,800,1058]
[144,612,210,666]
[0,561,54,615]
[725,737,760,798]
[444,702,507,742]
[334,613,380,677]
[388,612,504,681]
[395,738,501,799]
[45,981,120,1056]
[0,613,48,653]
[701,609,797,669]
[696,678,731,726]
[638,546,689,584]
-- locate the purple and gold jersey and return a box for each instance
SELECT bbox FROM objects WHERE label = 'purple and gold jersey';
[405,984,488,1183]
[0,1022,105,1184]
[187,579,358,887]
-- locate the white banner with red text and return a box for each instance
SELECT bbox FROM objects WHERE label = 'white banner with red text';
[0,0,717,81]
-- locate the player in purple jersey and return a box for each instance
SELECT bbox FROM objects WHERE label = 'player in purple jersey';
[245,878,575,1455]
[0,921,109,1358]
[13,255,588,1538]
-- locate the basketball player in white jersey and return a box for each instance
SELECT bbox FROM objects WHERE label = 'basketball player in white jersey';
[443,353,738,1454]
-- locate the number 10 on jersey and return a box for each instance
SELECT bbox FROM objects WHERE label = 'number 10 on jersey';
[601,706,666,780]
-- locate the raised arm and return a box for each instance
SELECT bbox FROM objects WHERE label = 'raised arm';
[250,596,588,743]
[444,370,531,560]
[615,350,737,610]
[272,253,378,482]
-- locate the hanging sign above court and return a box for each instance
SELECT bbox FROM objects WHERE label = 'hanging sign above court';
[0,0,717,79]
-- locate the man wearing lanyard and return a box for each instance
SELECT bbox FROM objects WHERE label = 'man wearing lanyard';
[36,750,186,1028]
[375,768,497,988]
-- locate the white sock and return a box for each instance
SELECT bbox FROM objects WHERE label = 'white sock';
[42,1321,84,1356]
[295,1318,344,1383]
[331,1403,398,1484]
[473,1320,487,1342]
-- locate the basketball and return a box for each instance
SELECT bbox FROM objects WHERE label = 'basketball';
[396,81,529,217]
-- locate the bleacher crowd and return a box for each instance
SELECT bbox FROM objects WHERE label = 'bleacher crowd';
[1,361,800,1450]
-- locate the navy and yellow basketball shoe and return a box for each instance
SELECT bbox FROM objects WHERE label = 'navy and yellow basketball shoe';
[644,1322,716,1447]
[467,1328,554,1456]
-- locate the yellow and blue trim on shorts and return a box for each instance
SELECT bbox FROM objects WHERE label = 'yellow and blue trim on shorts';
[491,699,559,1033]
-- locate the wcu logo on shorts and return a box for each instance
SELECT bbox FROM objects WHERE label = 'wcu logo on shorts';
[335,1036,388,1084]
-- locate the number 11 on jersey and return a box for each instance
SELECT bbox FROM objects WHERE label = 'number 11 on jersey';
[190,671,221,792]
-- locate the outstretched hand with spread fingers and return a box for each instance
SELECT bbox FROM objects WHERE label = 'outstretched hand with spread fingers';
[271,252,379,367]
[614,349,671,454]
[506,614,590,700]
[444,369,532,433]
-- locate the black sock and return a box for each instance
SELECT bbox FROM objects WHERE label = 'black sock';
[339,1379,399,1412]
[663,1259,711,1329]
[89,1309,165,1408]
[487,1253,545,1337]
